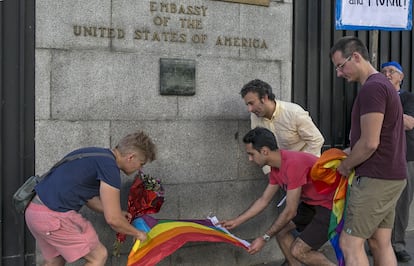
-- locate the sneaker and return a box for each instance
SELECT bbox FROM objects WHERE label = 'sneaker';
[395,250,412,262]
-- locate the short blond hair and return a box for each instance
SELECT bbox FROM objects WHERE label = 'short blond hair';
[116,131,156,162]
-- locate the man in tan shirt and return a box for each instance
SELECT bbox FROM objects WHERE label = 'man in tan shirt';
[240,79,324,173]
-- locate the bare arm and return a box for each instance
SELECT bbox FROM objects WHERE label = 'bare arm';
[99,181,146,241]
[220,184,279,229]
[265,187,301,236]
[86,196,132,221]
[247,187,301,254]
[86,196,104,212]
[342,147,351,155]
[338,112,383,177]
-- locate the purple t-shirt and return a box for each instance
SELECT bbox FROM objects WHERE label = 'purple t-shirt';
[350,73,406,180]
[35,147,120,212]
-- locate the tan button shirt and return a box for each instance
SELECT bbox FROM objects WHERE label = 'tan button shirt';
[251,100,324,173]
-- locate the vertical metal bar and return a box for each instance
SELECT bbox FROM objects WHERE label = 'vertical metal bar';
[370,30,379,69]
[22,0,35,261]
[292,0,308,104]
[319,0,334,148]
[0,1,4,264]
[1,0,35,264]
[2,0,24,264]
[306,0,320,117]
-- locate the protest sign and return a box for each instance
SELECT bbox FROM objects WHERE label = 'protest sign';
[336,0,412,30]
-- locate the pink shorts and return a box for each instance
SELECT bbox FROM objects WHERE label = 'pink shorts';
[25,201,100,263]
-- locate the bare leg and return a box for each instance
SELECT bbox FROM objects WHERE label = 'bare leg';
[340,231,369,266]
[368,228,397,266]
[83,242,108,266]
[275,221,301,266]
[290,238,335,266]
[42,256,65,266]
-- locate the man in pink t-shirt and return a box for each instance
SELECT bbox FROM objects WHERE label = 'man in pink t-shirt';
[221,127,335,266]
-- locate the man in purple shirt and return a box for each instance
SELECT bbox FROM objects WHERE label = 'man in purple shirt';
[330,36,407,266]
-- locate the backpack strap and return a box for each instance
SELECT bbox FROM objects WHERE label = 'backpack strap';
[38,152,115,179]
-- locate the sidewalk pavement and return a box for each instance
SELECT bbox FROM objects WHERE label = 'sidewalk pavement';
[251,230,414,266]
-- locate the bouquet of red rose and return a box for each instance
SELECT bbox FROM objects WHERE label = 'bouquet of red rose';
[113,171,165,256]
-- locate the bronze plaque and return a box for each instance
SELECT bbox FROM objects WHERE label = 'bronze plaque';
[160,58,196,96]
[212,0,270,7]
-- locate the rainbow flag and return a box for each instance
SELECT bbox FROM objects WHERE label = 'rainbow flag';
[127,215,250,266]
[310,148,355,266]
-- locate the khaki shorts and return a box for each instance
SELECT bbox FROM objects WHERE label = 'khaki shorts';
[343,176,406,239]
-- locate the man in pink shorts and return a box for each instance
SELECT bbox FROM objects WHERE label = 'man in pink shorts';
[25,130,156,265]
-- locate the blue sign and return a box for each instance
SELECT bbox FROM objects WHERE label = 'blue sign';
[336,0,412,31]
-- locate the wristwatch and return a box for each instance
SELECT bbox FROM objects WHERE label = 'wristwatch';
[262,233,271,242]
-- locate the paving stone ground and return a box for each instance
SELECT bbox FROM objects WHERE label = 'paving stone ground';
[251,230,414,266]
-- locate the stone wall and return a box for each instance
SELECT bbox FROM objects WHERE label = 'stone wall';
[35,0,292,265]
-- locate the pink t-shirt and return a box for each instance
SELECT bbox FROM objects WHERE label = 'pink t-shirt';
[269,150,334,210]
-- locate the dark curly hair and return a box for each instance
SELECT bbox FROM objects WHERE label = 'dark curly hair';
[240,79,276,101]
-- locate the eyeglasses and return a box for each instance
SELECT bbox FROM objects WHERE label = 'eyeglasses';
[381,69,400,75]
[336,56,352,72]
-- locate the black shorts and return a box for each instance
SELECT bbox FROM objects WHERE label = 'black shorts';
[292,202,331,250]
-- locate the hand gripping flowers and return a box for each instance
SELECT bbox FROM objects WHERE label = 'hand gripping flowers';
[113,171,165,256]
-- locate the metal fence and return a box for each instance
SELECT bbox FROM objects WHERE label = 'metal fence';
[0,0,35,265]
[293,0,414,149]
